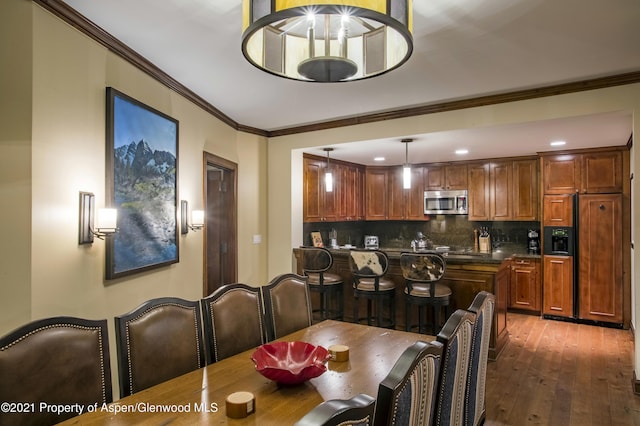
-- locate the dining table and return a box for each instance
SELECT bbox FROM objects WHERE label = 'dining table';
[58,320,434,425]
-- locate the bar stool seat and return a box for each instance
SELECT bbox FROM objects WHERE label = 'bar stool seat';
[300,246,344,321]
[401,252,451,335]
[349,249,396,329]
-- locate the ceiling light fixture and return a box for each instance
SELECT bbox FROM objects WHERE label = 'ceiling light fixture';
[401,138,413,189]
[324,148,334,192]
[241,1,413,82]
[455,149,469,155]
[374,156,386,162]
[550,140,566,146]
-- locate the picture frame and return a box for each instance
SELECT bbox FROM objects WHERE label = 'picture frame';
[105,87,179,279]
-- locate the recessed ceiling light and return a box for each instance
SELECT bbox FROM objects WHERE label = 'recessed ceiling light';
[455,149,469,155]
[374,156,385,162]
[550,140,566,146]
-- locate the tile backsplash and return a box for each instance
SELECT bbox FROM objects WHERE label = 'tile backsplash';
[303,216,540,252]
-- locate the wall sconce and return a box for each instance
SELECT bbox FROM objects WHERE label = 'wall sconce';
[181,200,205,234]
[79,191,118,244]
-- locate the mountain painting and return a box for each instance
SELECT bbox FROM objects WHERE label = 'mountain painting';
[106,88,179,279]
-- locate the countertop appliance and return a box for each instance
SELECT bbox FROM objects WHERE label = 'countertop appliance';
[364,235,379,250]
[424,190,468,215]
[527,229,540,254]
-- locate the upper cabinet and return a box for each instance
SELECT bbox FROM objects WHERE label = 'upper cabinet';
[542,150,623,194]
[424,163,468,190]
[366,166,425,220]
[468,158,538,221]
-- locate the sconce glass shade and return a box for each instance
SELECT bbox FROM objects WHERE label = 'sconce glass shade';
[242,0,413,82]
[79,191,118,244]
[403,165,411,189]
[191,210,205,228]
[324,171,334,192]
[96,208,118,233]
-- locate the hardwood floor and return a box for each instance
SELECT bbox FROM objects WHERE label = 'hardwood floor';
[485,313,640,425]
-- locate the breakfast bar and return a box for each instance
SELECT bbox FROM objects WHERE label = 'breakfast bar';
[294,247,511,360]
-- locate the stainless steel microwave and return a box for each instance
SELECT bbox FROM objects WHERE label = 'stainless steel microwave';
[424,190,468,215]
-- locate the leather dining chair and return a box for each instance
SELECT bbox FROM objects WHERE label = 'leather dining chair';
[374,340,444,426]
[299,246,344,321]
[201,283,266,363]
[465,291,495,426]
[349,249,396,329]
[0,316,112,426]
[400,252,451,335]
[115,297,205,397]
[294,394,376,426]
[433,309,476,426]
[262,273,312,341]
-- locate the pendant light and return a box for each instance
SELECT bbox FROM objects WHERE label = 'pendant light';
[241,1,413,82]
[324,148,334,192]
[402,138,413,189]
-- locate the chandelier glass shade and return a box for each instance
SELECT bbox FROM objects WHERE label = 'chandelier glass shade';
[242,0,413,82]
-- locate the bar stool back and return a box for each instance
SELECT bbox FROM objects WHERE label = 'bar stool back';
[400,252,451,334]
[349,249,396,329]
[300,246,344,321]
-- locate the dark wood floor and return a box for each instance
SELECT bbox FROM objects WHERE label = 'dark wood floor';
[485,313,640,425]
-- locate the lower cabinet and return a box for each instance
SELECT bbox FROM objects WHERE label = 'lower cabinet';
[542,255,574,318]
[508,257,541,313]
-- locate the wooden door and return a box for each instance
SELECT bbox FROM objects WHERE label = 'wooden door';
[580,151,623,193]
[512,159,538,220]
[578,194,623,323]
[543,194,574,227]
[542,154,581,194]
[467,163,490,220]
[510,258,540,312]
[490,161,512,220]
[543,255,574,318]
[365,168,388,220]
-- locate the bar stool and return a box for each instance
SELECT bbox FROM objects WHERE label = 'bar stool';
[349,249,396,329]
[300,246,344,321]
[400,252,451,334]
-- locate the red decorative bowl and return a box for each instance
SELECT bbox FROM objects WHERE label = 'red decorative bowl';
[251,341,330,385]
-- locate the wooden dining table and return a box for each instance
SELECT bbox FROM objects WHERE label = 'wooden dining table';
[59,320,434,425]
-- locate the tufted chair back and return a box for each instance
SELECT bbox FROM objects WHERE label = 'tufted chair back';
[465,291,495,426]
[201,283,266,363]
[434,310,476,426]
[115,297,205,397]
[0,316,112,426]
[262,273,312,341]
[374,340,443,426]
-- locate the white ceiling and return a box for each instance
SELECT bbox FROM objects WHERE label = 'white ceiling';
[62,0,638,165]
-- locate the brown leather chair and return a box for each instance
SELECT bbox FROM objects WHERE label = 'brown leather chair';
[400,252,451,334]
[300,246,344,321]
[349,249,396,329]
[201,283,267,363]
[262,273,312,341]
[115,297,205,396]
[0,316,112,426]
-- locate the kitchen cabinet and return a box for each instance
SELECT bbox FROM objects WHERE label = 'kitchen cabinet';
[365,167,388,220]
[367,166,425,221]
[578,193,623,324]
[542,150,623,195]
[339,164,365,221]
[423,163,468,190]
[542,194,573,227]
[542,255,574,318]
[509,257,541,312]
[468,158,537,221]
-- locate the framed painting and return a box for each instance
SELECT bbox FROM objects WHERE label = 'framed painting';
[105,87,179,279]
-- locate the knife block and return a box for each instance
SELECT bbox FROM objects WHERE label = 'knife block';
[479,236,491,253]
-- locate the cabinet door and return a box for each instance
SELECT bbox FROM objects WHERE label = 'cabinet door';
[355,167,366,220]
[542,255,574,318]
[323,166,340,221]
[581,151,623,193]
[365,168,388,220]
[542,155,581,194]
[341,165,356,221]
[510,258,540,312]
[445,164,468,189]
[467,163,490,220]
[512,159,538,220]
[303,158,324,222]
[578,194,623,324]
[543,194,573,227]
[387,166,405,220]
[423,165,445,190]
[406,167,425,220]
[490,161,512,220]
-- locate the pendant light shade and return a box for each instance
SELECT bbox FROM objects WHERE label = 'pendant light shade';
[324,148,334,192]
[402,138,412,189]
[242,0,413,82]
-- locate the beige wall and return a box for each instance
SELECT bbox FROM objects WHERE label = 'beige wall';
[0,3,269,399]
